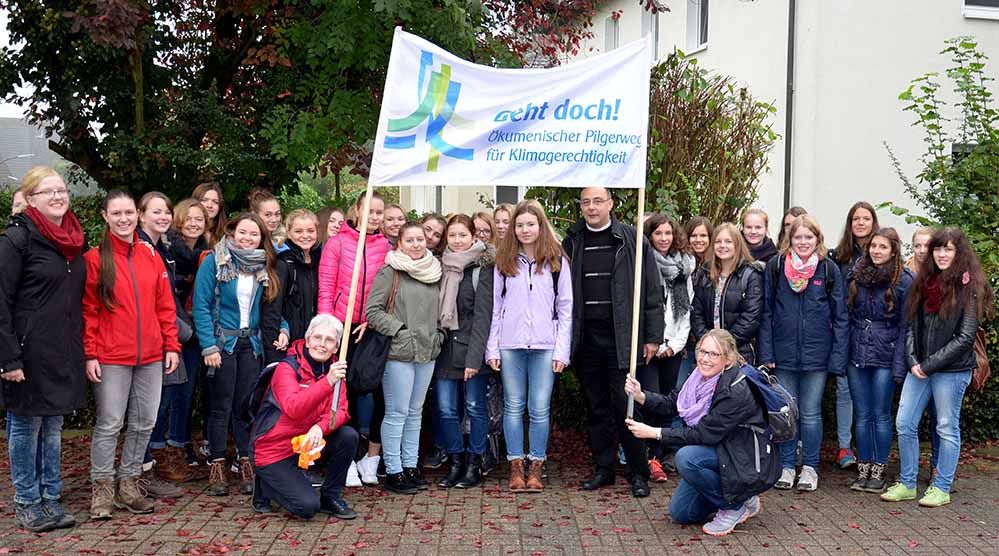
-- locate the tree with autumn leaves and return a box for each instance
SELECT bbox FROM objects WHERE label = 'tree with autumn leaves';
[0,0,606,205]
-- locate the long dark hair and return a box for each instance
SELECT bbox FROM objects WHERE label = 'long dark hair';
[225,213,282,303]
[848,227,904,313]
[644,213,686,256]
[777,206,808,250]
[833,201,879,265]
[193,181,227,246]
[683,216,714,262]
[97,190,136,312]
[907,226,994,321]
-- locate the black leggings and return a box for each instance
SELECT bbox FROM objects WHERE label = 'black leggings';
[207,338,260,460]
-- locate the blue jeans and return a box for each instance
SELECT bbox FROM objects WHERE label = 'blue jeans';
[381,360,435,475]
[846,366,895,464]
[669,445,741,524]
[672,349,697,429]
[775,370,827,469]
[836,374,853,449]
[149,346,199,450]
[500,349,555,461]
[896,370,972,493]
[436,375,488,456]
[6,413,63,505]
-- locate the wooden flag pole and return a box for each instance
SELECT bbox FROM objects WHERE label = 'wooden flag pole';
[331,182,374,425]
[626,185,646,420]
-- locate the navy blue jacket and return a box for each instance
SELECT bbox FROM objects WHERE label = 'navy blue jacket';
[847,269,914,380]
[758,256,849,374]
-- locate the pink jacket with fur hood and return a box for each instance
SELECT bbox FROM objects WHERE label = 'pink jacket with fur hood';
[317,222,391,324]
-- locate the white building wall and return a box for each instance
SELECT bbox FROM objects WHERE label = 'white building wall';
[581,0,999,243]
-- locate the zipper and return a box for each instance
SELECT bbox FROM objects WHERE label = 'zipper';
[719,270,733,329]
[127,244,142,367]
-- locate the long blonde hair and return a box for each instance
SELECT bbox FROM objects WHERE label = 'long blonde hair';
[20,166,61,197]
[705,223,754,285]
[495,200,564,276]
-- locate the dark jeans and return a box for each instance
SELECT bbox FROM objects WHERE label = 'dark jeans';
[349,388,384,445]
[847,365,895,464]
[145,345,201,465]
[669,444,741,524]
[639,352,682,459]
[436,374,488,456]
[255,425,359,518]
[577,320,650,480]
[207,338,260,460]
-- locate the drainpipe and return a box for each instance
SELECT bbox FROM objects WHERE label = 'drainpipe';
[783,0,797,212]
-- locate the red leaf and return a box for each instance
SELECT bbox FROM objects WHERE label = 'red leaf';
[591,530,600,536]
[794,543,807,549]
[177,530,191,537]
[848,522,861,529]
[909,541,920,548]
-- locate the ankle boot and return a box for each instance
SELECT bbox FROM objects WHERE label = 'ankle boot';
[438,453,466,488]
[850,461,871,492]
[524,459,544,492]
[114,476,155,514]
[455,454,483,489]
[508,459,526,491]
[864,463,887,493]
[89,479,115,520]
[238,457,255,495]
[207,459,228,496]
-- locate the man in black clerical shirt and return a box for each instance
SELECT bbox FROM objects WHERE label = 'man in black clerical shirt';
[561,187,665,498]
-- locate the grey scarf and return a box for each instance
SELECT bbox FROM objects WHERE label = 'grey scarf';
[439,241,487,330]
[654,250,695,321]
[214,238,269,285]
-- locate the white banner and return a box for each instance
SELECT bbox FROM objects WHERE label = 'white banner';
[369,28,651,188]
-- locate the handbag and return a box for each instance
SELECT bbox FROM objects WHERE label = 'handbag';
[970,328,991,393]
[347,271,399,394]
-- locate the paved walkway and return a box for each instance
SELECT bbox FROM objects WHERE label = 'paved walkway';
[1,431,998,555]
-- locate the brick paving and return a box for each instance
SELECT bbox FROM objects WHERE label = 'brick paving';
[1,432,998,555]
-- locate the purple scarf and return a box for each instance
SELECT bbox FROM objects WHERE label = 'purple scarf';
[676,370,722,427]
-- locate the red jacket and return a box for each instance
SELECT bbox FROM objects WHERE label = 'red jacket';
[252,340,350,467]
[83,233,181,366]
[317,222,390,324]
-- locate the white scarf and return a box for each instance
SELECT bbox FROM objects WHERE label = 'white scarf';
[385,249,442,284]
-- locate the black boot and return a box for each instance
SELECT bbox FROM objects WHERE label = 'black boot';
[455,454,483,489]
[384,472,418,495]
[403,467,429,490]
[438,453,466,488]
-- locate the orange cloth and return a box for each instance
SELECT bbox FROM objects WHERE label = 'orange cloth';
[290,435,326,469]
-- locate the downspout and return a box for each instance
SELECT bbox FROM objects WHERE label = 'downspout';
[782,0,797,212]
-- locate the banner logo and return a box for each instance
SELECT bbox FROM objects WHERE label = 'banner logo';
[383,51,474,171]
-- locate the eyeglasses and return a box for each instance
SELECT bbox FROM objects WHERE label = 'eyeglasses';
[578,197,609,208]
[30,188,69,199]
[475,228,491,237]
[695,348,723,361]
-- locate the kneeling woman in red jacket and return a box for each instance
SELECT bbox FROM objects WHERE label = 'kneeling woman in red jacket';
[250,314,358,519]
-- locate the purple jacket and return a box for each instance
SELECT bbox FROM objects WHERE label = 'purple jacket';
[486,255,573,364]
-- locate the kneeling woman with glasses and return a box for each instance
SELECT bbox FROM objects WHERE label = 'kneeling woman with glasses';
[625,329,780,537]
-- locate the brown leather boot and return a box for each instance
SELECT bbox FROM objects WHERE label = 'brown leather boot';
[156,455,196,483]
[89,479,115,520]
[238,457,254,495]
[114,477,155,514]
[524,460,544,493]
[508,459,526,492]
[208,459,228,496]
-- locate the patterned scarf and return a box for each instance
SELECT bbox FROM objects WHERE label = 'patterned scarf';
[654,250,695,321]
[784,251,819,293]
[676,368,722,427]
[213,238,268,285]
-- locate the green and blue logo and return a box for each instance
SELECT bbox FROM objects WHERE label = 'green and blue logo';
[384,51,474,171]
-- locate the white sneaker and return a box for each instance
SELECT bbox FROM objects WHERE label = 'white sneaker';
[797,465,818,491]
[345,460,362,487]
[775,468,796,490]
[358,455,380,485]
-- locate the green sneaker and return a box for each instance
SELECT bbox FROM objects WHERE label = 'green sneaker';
[918,486,951,507]
[880,482,917,502]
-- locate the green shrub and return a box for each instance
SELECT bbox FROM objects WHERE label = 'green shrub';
[884,37,999,441]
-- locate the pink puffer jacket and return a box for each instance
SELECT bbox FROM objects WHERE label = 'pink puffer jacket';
[317,222,391,324]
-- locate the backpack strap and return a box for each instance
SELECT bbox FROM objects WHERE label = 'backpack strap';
[471,265,480,293]
[551,269,560,320]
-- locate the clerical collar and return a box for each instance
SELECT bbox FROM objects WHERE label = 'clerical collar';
[586,221,612,233]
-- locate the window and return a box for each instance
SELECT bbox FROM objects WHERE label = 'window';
[604,15,620,51]
[495,186,520,205]
[641,8,660,62]
[964,0,999,20]
[686,0,709,51]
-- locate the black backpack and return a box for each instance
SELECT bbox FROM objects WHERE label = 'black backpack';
[768,255,836,297]
[239,355,300,429]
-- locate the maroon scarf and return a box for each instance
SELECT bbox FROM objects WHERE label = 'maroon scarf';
[25,206,84,261]
[923,275,943,314]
